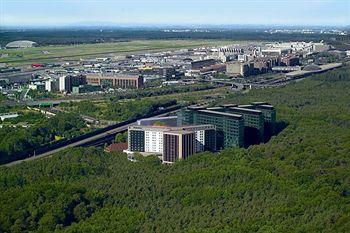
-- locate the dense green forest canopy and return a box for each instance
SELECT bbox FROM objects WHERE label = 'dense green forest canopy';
[0,66,349,232]
[0,113,86,164]
[0,28,347,47]
[60,98,177,121]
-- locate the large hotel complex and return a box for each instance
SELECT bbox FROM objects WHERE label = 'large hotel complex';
[125,102,276,164]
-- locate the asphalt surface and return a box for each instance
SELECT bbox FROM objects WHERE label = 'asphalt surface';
[3,110,178,167]
[3,124,130,167]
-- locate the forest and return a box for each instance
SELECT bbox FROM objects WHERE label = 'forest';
[0,113,86,164]
[0,66,349,232]
[0,28,346,47]
[60,98,177,122]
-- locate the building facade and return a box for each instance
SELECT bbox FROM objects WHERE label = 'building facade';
[59,75,86,93]
[163,131,195,164]
[177,102,276,149]
[127,124,216,159]
[178,107,244,149]
[86,74,144,89]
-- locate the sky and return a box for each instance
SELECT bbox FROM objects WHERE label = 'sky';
[0,0,349,27]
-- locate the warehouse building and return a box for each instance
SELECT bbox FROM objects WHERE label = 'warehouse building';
[191,59,216,70]
[5,40,38,49]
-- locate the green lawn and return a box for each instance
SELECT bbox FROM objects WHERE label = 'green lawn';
[0,39,230,66]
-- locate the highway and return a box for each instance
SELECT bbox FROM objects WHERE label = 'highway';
[3,109,179,167]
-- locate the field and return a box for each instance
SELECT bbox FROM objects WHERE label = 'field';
[0,39,230,66]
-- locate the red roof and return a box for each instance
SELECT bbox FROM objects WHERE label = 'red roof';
[105,142,128,153]
[32,64,43,67]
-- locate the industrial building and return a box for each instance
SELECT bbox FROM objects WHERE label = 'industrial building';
[86,74,144,89]
[5,40,38,49]
[191,59,216,70]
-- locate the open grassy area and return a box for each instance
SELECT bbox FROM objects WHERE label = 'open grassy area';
[0,39,230,66]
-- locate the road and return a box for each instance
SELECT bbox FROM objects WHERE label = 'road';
[3,109,179,167]
[3,124,130,167]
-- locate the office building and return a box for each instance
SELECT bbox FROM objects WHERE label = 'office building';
[251,102,277,134]
[59,75,86,93]
[72,85,101,94]
[163,131,195,164]
[233,102,276,136]
[178,107,244,149]
[45,79,59,92]
[176,125,216,152]
[128,127,146,152]
[225,107,265,142]
[86,73,144,89]
[226,62,253,77]
[281,56,300,66]
[126,124,216,158]
[178,102,276,149]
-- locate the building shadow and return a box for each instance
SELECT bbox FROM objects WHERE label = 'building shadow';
[244,120,288,148]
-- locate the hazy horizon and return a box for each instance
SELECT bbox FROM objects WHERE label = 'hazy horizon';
[1,0,349,27]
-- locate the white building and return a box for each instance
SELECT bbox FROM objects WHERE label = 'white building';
[144,128,166,153]
[126,124,216,155]
[45,79,59,92]
[28,82,45,91]
[59,76,67,92]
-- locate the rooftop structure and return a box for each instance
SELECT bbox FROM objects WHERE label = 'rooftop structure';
[5,40,38,49]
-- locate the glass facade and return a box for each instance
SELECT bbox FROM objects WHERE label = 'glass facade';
[129,130,145,152]
[178,109,244,149]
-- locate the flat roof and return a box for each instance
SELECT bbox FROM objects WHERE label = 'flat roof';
[221,104,238,108]
[255,104,275,110]
[86,73,140,79]
[129,125,170,131]
[238,104,254,108]
[175,124,216,130]
[229,107,262,115]
[188,105,208,110]
[206,107,224,111]
[164,130,194,135]
[198,109,243,120]
[251,101,268,105]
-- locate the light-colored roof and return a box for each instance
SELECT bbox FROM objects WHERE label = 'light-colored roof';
[6,40,37,48]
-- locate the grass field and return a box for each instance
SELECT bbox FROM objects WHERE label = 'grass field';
[0,39,231,66]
